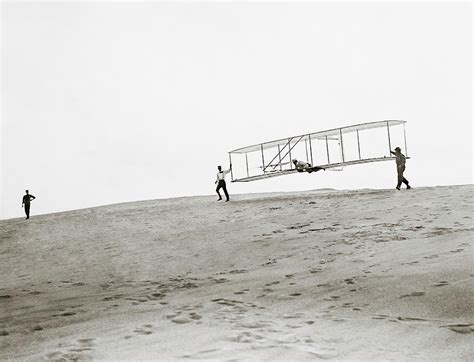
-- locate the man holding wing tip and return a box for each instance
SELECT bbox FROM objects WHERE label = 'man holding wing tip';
[390,147,411,190]
[215,165,231,202]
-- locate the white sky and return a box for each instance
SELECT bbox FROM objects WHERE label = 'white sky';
[1,1,472,220]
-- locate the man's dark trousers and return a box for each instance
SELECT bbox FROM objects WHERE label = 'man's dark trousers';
[397,166,409,188]
[24,203,30,219]
[216,180,229,201]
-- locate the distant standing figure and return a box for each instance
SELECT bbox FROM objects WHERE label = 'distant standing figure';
[22,190,36,219]
[390,147,411,190]
[215,165,231,202]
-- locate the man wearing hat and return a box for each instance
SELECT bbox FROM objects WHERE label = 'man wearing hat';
[215,165,231,201]
[390,147,411,190]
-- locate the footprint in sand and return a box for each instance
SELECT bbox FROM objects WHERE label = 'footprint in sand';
[317,282,332,287]
[171,317,193,324]
[441,324,474,334]
[102,294,125,301]
[262,259,277,266]
[228,269,248,274]
[401,260,420,266]
[227,331,264,344]
[134,324,153,335]
[167,305,203,324]
[372,314,390,320]
[234,290,249,295]
[148,292,167,300]
[265,281,280,287]
[283,312,305,319]
[46,338,95,361]
[188,312,202,321]
[52,311,77,317]
[323,295,341,302]
[397,316,429,322]
[399,291,425,298]
[287,223,311,230]
[76,338,94,349]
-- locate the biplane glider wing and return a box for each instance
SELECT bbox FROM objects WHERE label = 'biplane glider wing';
[228,120,408,182]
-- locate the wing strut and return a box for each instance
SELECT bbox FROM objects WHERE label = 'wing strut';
[262,138,292,172]
[245,153,249,177]
[277,145,282,171]
[403,123,408,157]
[275,135,305,170]
[263,135,305,172]
[325,136,330,164]
[357,129,361,160]
[339,129,345,162]
[386,121,392,155]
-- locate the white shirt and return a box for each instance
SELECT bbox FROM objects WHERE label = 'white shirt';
[216,169,230,182]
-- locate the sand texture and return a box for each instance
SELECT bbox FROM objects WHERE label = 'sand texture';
[0,185,473,360]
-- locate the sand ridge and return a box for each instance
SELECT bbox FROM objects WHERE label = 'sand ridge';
[0,185,473,360]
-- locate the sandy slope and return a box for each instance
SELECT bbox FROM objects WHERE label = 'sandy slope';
[0,185,473,360]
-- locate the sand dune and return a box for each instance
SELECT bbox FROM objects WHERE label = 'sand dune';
[0,185,473,360]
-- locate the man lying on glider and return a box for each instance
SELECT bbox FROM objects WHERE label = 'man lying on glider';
[292,159,325,173]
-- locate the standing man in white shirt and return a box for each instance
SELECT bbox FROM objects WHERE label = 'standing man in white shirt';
[215,165,231,202]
